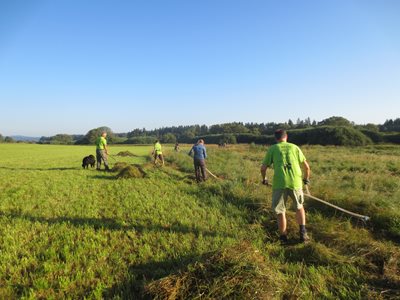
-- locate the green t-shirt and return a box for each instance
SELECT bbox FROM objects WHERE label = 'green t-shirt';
[262,141,306,190]
[96,136,107,150]
[154,142,162,155]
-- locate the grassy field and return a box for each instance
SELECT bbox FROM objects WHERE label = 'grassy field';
[0,143,399,299]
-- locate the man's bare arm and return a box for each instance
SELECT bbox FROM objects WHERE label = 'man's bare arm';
[260,164,268,185]
[302,160,310,182]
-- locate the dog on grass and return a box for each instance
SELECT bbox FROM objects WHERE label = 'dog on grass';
[82,155,96,169]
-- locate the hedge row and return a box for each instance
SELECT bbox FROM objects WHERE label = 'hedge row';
[195,126,376,146]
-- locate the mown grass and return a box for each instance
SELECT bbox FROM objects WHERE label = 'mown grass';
[0,143,399,299]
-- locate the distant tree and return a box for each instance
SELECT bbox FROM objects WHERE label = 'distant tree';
[51,134,74,144]
[89,126,114,144]
[209,124,223,134]
[210,122,249,134]
[288,119,294,128]
[0,134,3,143]
[380,118,400,132]
[162,133,177,143]
[77,126,115,144]
[125,136,158,144]
[39,136,50,144]
[288,126,372,146]
[250,127,260,135]
[39,134,73,144]
[114,132,127,138]
[318,116,352,127]
[71,134,84,141]
[193,125,202,136]
[182,130,196,142]
[128,128,144,138]
[358,123,379,132]
[219,134,237,145]
[276,123,290,130]
[200,125,209,135]
[4,136,14,143]
[360,129,383,143]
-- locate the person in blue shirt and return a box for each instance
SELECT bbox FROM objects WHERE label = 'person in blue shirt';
[188,139,207,182]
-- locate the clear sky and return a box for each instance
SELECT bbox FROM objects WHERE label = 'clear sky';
[1,0,399,136]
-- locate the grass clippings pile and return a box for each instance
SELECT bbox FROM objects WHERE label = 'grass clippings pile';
[111,162,129,172]
[145,242,284,299]
[116,164,146,179]
[116,151,137,157]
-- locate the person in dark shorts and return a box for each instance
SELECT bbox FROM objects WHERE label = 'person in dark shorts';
[96,132,110,171]
[188,139,207,182]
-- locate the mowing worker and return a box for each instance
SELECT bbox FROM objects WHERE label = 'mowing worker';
[153,140,164,166]
[260,129,311,244]
[188,139,207,182]
[174,142,180,152]
[96,131,110,171]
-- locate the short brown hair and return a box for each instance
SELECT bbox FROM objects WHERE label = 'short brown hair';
[274,129,287,140]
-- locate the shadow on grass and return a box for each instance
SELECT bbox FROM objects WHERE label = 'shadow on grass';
[89,174,117,180]
[104,241,283,299]
[184,182,266,228]
[0,210,224,298]
[0,166,79,171]
[188,183,264,212]
[0,211,234,239]
[103,254,200,299]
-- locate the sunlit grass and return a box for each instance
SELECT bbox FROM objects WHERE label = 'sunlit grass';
[0,143,399,298]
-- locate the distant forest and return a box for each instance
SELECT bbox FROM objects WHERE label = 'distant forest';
[2,116,400,146]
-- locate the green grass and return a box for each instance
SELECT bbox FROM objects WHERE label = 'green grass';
[0,143,399,299]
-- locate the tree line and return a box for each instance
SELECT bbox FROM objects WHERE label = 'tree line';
[0,135,15,143]
[2,116,399,146]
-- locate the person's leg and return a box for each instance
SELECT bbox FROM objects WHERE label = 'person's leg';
[272,189,287,243]
[194,160,200,182]
[160,154,164,166]
[96,150,102,169]
[101,150,109,170]
[296,207,306,226]
[291,189,309,242]
[200,160,207,181]
[277,213,287,235]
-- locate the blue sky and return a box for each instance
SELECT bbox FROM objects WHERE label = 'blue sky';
[1,0,399,136]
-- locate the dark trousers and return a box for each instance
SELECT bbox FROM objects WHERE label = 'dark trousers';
[96,149,109,169]
[194,159,207,182]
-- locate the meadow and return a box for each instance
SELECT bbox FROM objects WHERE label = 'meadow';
[0,143,399,299]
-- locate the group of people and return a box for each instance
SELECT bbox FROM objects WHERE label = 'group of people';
[151,139,208,182]
[95,129,311,244]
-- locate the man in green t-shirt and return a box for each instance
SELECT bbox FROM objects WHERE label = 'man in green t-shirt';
[260,129,311,244]
[96,132,110,171]
[153,140,164,166]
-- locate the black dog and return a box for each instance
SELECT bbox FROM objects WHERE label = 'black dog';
[82,155,96,169]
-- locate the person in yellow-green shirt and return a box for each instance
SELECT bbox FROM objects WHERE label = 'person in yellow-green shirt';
[153,140,164,166]
[260,129,311,244]
[96,132,110,171]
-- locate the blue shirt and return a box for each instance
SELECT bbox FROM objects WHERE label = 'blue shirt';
[189,144,207,160]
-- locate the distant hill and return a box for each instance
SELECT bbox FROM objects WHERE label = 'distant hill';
[11,135,41,142]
